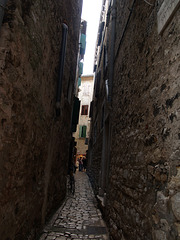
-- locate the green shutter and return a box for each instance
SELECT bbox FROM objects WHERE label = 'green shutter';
[82,126,87,138]
[84,126,87,138]
[79,62,83,76]
[80,34,86,50]
[78,77,81,87]
[79,125,82,138]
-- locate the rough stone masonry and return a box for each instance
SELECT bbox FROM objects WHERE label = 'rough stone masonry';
[87,0,180,239]
[0,0,82,239]
[106,1,180,239]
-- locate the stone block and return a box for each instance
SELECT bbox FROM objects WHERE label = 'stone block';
[156,191,169,214]
[153,230,167,240]
[171,192,180,220]
[175,223,180,237]
[168,167,180,192]
[160,219,170,233]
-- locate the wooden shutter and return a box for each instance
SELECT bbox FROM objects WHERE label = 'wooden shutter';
[82,126,87,138]
[79,125,82,138]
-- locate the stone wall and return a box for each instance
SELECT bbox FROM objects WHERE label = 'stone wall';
[105,1,180,239]
[87,73,106,195]
[88,132,103,195]
[0,0,82,239]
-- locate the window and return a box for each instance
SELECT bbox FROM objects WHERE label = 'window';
[85,138,88,145]
[81,105,88,115]
[79,125,87,138]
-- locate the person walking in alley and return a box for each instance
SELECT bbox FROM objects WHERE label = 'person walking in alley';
[83,156,87,172]
[78,157,83,171]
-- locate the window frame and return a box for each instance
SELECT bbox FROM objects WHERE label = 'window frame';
[79,125,87,138]
[81,105,89,115]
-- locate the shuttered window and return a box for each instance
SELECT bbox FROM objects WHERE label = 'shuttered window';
[81,105,88,115]
[79,62,83,76]
[78,77,81,87]
[79,125,87,138]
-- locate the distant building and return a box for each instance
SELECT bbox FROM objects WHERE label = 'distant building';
[73,74,94,159]
[69,19,87,170]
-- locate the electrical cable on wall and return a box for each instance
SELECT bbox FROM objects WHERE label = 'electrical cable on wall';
[143,0,154,6]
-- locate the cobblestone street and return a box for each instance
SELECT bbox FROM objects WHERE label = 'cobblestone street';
[39,172,109,240]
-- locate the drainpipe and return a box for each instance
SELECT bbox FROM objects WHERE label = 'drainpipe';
[0,0,8,31]
[108,0,116,103]
[56,23,68,116]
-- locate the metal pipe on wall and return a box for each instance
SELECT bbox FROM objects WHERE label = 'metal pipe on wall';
[56,23,68,116]
[0,0,8,31]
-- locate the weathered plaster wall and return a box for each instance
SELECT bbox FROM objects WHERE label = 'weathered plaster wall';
[74,75,94,155]
[0,0,82,239]
[76,138,88,155]
[105,1,180,239]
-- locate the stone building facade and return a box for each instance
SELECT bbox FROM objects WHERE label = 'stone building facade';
[73,74,94,157]
[88,0,180,239]
[0,0,82,239]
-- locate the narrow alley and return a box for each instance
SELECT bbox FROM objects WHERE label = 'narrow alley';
[0,0,180,240]
[39,172,109,240]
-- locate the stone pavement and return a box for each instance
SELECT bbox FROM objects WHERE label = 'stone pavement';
[39,172,109,240]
